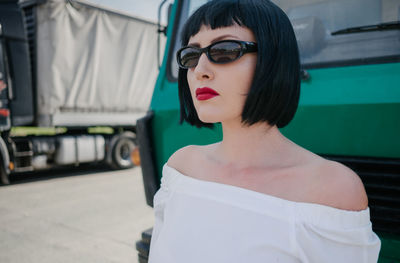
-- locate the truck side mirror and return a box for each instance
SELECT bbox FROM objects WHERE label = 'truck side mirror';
[157,1,172,68]
[157,1,171,36]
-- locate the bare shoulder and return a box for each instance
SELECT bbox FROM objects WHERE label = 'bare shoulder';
[167,144,209,177]
[167,145,197,169]
[313,159,368,211]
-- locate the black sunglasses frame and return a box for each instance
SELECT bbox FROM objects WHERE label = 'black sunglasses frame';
[176,40,258,69]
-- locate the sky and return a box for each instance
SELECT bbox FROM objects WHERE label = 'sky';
[88,0,173,23]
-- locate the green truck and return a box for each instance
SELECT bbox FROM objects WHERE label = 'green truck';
[136,0,400,262]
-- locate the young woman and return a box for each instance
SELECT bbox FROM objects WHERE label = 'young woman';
[148,0,381,262]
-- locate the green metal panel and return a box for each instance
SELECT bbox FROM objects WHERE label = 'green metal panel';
[281,63,400,158]
[282,103,400,158]
[377,233,400,262]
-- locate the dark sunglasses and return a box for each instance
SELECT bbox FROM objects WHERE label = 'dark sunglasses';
[176,40,257,69]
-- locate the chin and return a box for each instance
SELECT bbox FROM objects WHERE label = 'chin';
[193,105,215,122]
[197,114,220,124]
[195,109,221,123]
[197,111,240,124]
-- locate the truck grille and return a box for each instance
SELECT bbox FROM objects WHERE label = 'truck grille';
[326,155,400,235]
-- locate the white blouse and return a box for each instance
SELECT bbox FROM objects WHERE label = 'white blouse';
[148,164,381,263]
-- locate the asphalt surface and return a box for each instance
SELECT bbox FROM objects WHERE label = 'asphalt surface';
[0,166,154,263]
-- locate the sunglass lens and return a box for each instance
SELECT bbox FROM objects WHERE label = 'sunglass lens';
[180,48,200,68]
[209,42,241,64]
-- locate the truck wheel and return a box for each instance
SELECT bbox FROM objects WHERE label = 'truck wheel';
[111,132,137,169]
[0,164,10,185]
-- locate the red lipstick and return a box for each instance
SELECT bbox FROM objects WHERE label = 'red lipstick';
[195,87,219,101]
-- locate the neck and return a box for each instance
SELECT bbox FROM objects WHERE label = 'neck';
[215,120,295,168]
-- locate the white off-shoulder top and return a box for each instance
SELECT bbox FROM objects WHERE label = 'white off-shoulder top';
[148,164,381,263]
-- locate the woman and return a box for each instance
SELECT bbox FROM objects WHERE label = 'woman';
[148,0,381,262]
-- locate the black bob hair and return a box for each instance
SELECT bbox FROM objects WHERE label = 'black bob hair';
[178,0,300,128]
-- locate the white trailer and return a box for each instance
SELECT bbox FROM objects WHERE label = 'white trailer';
[0,0,163,183]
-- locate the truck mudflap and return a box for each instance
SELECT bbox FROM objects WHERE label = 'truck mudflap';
[136,111,159,207]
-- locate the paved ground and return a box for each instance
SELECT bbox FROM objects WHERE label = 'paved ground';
[0,166,154,263]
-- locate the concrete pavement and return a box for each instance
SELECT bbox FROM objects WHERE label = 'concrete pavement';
[0,166,154,263]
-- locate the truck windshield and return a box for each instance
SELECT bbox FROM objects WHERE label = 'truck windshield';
[169,0,400,78]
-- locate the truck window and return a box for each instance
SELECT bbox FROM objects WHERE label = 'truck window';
[168,0,400,79]
[168,0,211,80]
[279,0,400,68]
[0,44,7,99]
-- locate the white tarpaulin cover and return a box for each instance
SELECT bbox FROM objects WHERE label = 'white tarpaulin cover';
[36,0,162,126]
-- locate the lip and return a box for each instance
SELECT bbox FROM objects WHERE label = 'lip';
[195,87,219,101]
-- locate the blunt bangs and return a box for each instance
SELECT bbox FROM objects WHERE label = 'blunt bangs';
[178,0,300,128]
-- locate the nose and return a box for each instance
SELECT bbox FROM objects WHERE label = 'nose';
[193,53,214,80]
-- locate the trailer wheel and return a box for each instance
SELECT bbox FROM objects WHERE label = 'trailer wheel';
[110,132,137,169]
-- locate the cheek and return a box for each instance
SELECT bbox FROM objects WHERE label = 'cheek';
[234,58,257,95]
[244,56,257,85]
[186,70,196,96]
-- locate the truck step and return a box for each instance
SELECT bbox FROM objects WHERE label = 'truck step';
[141,228,152,244]
[136,228,152,263]
[13,166,34,172]
[136,228,153,263]
[14,155,33,171]
[14,151,34,157]
[136,241,150,263]
[13,140,33,152]
[138,253,148,263]
[9,138,34,170]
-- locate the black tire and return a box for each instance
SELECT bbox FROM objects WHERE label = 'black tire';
[0,163,9,185]
[110,132,137,169]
